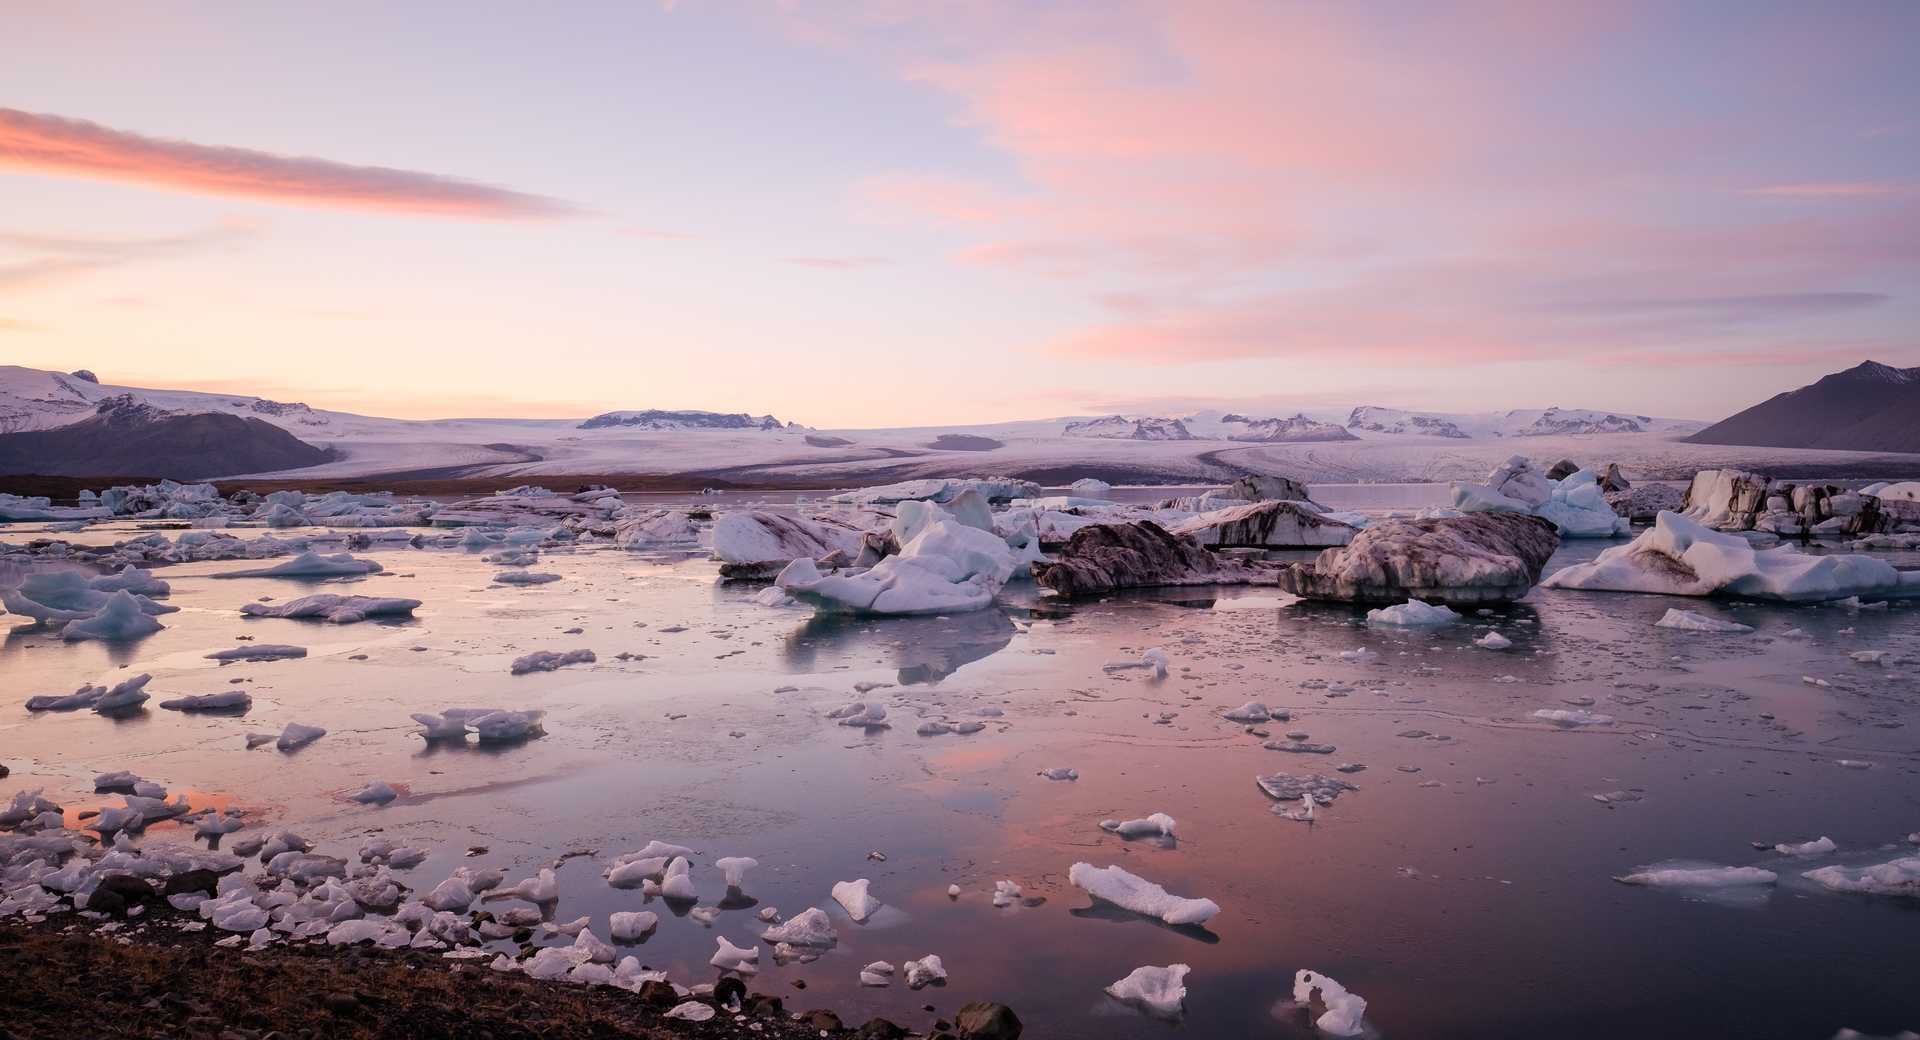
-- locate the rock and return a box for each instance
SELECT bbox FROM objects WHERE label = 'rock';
[93,874,157,914]
[854,1019,909,1040]
[954,1002,1023,1039]
[1032,522,1275,596]
[1599,463,1631,492]
[636,979,680,1007]
[714,976,747,1007]
[163,869,220,897]
[745,994,786,1018]
[1276,513,1560,605]
[321,993,360,1016]
[802,1009,844,1030]
[1545,458,1582,481]
[1168,500,1358,549]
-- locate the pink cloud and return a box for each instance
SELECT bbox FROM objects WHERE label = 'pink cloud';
[783,255,892,270]
[0,107,575,220]
[1744,181,1920,199]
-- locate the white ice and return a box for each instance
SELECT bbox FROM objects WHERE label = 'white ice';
[1105,963,1189,1018]
[831,878,880,923]
[1293,969,1368,1037]
[1654,608,1754,633]
[1366,600,1459,626]
[1068,863,1219,926]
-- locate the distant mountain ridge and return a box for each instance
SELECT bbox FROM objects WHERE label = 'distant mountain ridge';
[578,409,791,431]
[1224,414,1359,443]
[1687,360,1920,453]
[1344,405,1702,439]
[0,395,333,478]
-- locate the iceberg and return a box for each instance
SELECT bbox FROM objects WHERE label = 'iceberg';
[1615,865,1777,887]
[510,648,595,674]
[213,551,383,579]
[711,511,868,579]
[1099,813,1176,839]
[1170,500,1358,549]
[760,906,836,946]
[776,515,1015,616]
[275,723,326,751]
[1543,511,1920,603]
[1033,521,1275,596]
[241,594,420,623]
[1366,600,1460,626]
[61,590,165,641]
[1278,513,1560,606]
[1105,964,1189,1018]
[158,690,252,712]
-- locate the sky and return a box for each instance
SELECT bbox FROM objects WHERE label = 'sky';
[2,1,1917,428]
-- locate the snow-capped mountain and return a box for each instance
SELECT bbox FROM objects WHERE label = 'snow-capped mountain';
[578,409,791,431]
[1062,415,1195,441]
[1345,405,1704,439]
[1223,414,1359,443]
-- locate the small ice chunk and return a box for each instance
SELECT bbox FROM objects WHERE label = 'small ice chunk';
[1104,647,1170,678]
[710,935,759,975]
[761,906,836,946]
[1068,863,1219,926]
[1293,969,1367,1037]
[205,644,306,663]
[1614,865,1777,887]
[664,1001,715,1022]
[991,880,1022,908]
[1100,813,1176,839]
[903,954,947,989]
[494,570,562,585]
[1038,767,1078,781]
[1801,855,1920,897]
[659,857,698,901]
[715,856,757,888]
[1223,701,1271,722]
[350,780,397,805]
[509,648,594,675]
[828,701,889,728]
[831,878,880,922]
[610,911,659,943]
[1106,963,1189,1018]
[859,961,895,987]
[158,690,252,712]
[1365,600,1458,627]
[1531,708,1614,727]
[1773,836,1836,857]
[276,723,326,751]
[1475,631,1513,650]
[1654,608,1753,633]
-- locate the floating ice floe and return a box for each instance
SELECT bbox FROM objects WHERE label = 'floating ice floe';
[60,590,165,642]
[903,954,947,989]
[484,868,559,906]
[1105,964,1189,1018]
[275,723,326,751]
[659,857,698,901]
[991,880,1022,907]
[1654,608,1754,633]
[860,961,895,987]
[1366,600,1460,626]
[1038,767,1079,781]
[1614,864,1777,887]
[510,648,595,674]
[612,507,699,549]
[1032,521,1275,596]
[494,570,561,585]
[830,477,1038,506]
[1170,500,1358,549]
[1069,863,1219,926]
[470,709,544,743]
[831,878,881,922]
[205,644,307,663]
[1293,969,1367,1037]
[1800,855,1920,897]
[158,690,252,712]
[715,855,757,889]
[2,568,176,627]
[1100,813,1176,839]
[712,511,870,579]
[710,935,759,974]
[214,551,383,579]
[1475,630,1513,649]
[761,906,836,946]
[610,910,659,943]
[1224,701,1273,722]
[828,701,889,728]
[351,780,397,805]
[1256,772,1358,808]
[1279,512,1560,606]
[242,594,421,624]
[1773,836,1836,857]
[1543,511,1920,602]
[1531,708,1614,727]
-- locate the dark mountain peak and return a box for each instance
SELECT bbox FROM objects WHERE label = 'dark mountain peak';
[1688,360,1920,453]
[1841,360,1920,384]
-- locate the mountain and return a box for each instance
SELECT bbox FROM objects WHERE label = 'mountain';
[1062,415,1194,441]
[578,409,790,431]
[1224,414,1359,443]
[1686,360,1920,453]
[0,396,333,478]
[1344,405,1703,439]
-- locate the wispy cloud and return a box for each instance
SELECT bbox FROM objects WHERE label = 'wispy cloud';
[0,107,577,220]
[1744,181,1920,199]
[782,255,892,270]
[0,221,257,291]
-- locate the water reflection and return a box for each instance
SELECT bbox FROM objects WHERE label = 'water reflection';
[781,608,1019,684]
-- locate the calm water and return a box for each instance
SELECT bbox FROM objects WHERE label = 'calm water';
[3,518,1918,1039]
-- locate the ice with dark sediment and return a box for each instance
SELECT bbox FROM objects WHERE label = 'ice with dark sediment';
[275,723,326,751]
[509,648,594,674]
[241,594,421,623]
[206,644,307,663]
[1278,512,1560,606]
[213,551,383,579]
[159,690,253,712]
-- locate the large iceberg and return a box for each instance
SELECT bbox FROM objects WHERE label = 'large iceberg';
[776,513,1015,615]
[711,511,870,579]
[1032,522,1276,596]
[1454,459,1627,537]
[1277,513,1560,605]
[1169,500,1358,549]
[1543,512,1920,603]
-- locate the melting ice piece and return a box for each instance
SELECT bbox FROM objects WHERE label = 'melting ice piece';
[216,552,384,579]
[494,571,562,585]
[1105,963,1189,1018]
[710,936,759,975]
[90,674,152,714]
[1223,701,1271,722]
[664,1001,715,1022]
[828,702,889,728]
[1100,813,1177,839]
[468,709,545,743]
[831,878,881,922]
[350,780,397,805]
[715,856,757,889]
[903,954,947,989]
[1068,863,1219,926]
[761,907,836,946]
[1654,608,1753,633]
[241,594,420,624]
[1293,969,1367,1037]
[610,910,659,943]
[1800,855,1920,897]
[660,857,698,901]
[1365,600,1459,626]
[1772,836,1837,857]
[1614,865,1777,887]
[1038,767,1079,781]
[483,868,559,905]
[206,644,307,663]
[1255,773,1358,807]
[1475,630,1513,650]
[159,691,252,712]
[991,880,1022,908]
[859,961,895,987]
[1531,708,1614,727]
[1103,647,1170,678]
[276,723,326,751]
[62,591,165,642]
[509,648,595,675]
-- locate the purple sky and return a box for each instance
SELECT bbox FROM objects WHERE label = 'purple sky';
[2,2,1916,426]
